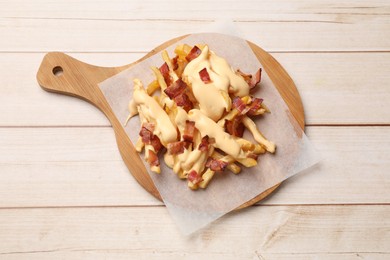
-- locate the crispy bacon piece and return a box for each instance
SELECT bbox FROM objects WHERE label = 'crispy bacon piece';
[185,46,201,62]
[159,62,171,85]
[188,170,203,184]
[172,56,179,71]
[139,123,162,152]
[224,117,245,137]
[142,122,155,132]
[150,135,162,152]
[167,141,187,155]
[183,120,196,142]
[206,158,228,172]
[250,68,262,89]
[232,97,250,115]
[198,135,210,152]
[199,68,212,83]
[164,78,187,99]
[139,123,154,144]
[174,93,193,112]
[147,150,160,167]
[247,97,263,116]
[237,68,262,89]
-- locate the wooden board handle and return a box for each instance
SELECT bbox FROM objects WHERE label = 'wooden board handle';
[36,52,162,200]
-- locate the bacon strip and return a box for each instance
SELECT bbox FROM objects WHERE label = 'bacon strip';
[174,93,193,112]
[188,170,203,184]
[185,46,201,62]
[224,117,245,137]
[206,158,228,172]
[199,68,212,83]
[139,124,154,144]
[232,97,250,115]
[172,56,179,71]
[164,78,187,99]
[183,120,196,142]
[167,141,186,155]
[198,135,210,152]
[247,97,263,116]
[150,135,162,152]
[139,123,162,152]
[159,62,171,85]
[237,68,262,89]
[250,68,262,89]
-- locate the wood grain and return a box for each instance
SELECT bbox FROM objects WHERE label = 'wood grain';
[1,16,390,52]
[1,0,389,257]
[36,34,304,208]
[0,205,388,257]
[0,126,388,207]
[1,52,390,126]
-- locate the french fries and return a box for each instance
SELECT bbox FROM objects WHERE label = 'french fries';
[126,44,276,189]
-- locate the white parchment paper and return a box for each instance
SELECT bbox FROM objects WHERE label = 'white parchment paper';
[99,33,319,235]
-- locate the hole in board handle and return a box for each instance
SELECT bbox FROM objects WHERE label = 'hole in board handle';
[52,66,63,76]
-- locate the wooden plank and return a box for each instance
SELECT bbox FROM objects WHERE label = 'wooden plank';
[0,16,389,52]
[0,126,388,207]
[1,0,389,20]
[0,205,388,257]
[1,52,389,126]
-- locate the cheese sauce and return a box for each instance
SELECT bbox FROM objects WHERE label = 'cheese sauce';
[132,79,177,146]
[188,109,244,158]
[183,46,250,121]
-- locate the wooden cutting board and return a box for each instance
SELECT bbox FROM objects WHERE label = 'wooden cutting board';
[36,35,304,209]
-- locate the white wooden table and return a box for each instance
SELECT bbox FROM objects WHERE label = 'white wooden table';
[1,1,389,259]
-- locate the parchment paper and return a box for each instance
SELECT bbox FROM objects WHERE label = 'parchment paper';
[99,33,319,235]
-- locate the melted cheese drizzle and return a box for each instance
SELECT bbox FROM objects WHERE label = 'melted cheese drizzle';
[132,79,177,146]
[188,109,244,158]
[183,46,250,121]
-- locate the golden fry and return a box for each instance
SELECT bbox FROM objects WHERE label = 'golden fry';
[236,157,258,167]
[146,80,160,95]
[135,137,144,152]
[199,169,215,189]
[234,137,255,151]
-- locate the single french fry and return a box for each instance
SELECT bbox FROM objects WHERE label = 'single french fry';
[146,80,160,95]
[253,144,266,154]
[242,116,276,153]
[250,108,266,115]
[199,169,215,189]
[151,165,161,174]
[234,137,255,151]
[135,137,144,152]
[228,163,241,174]
[261,103,271,113]
[236,157,258,167]
[188,180,199,190]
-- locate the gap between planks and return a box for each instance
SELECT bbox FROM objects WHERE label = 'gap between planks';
[1,203,389,211]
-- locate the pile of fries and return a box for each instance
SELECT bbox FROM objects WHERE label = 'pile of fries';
[126,44,275,190]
